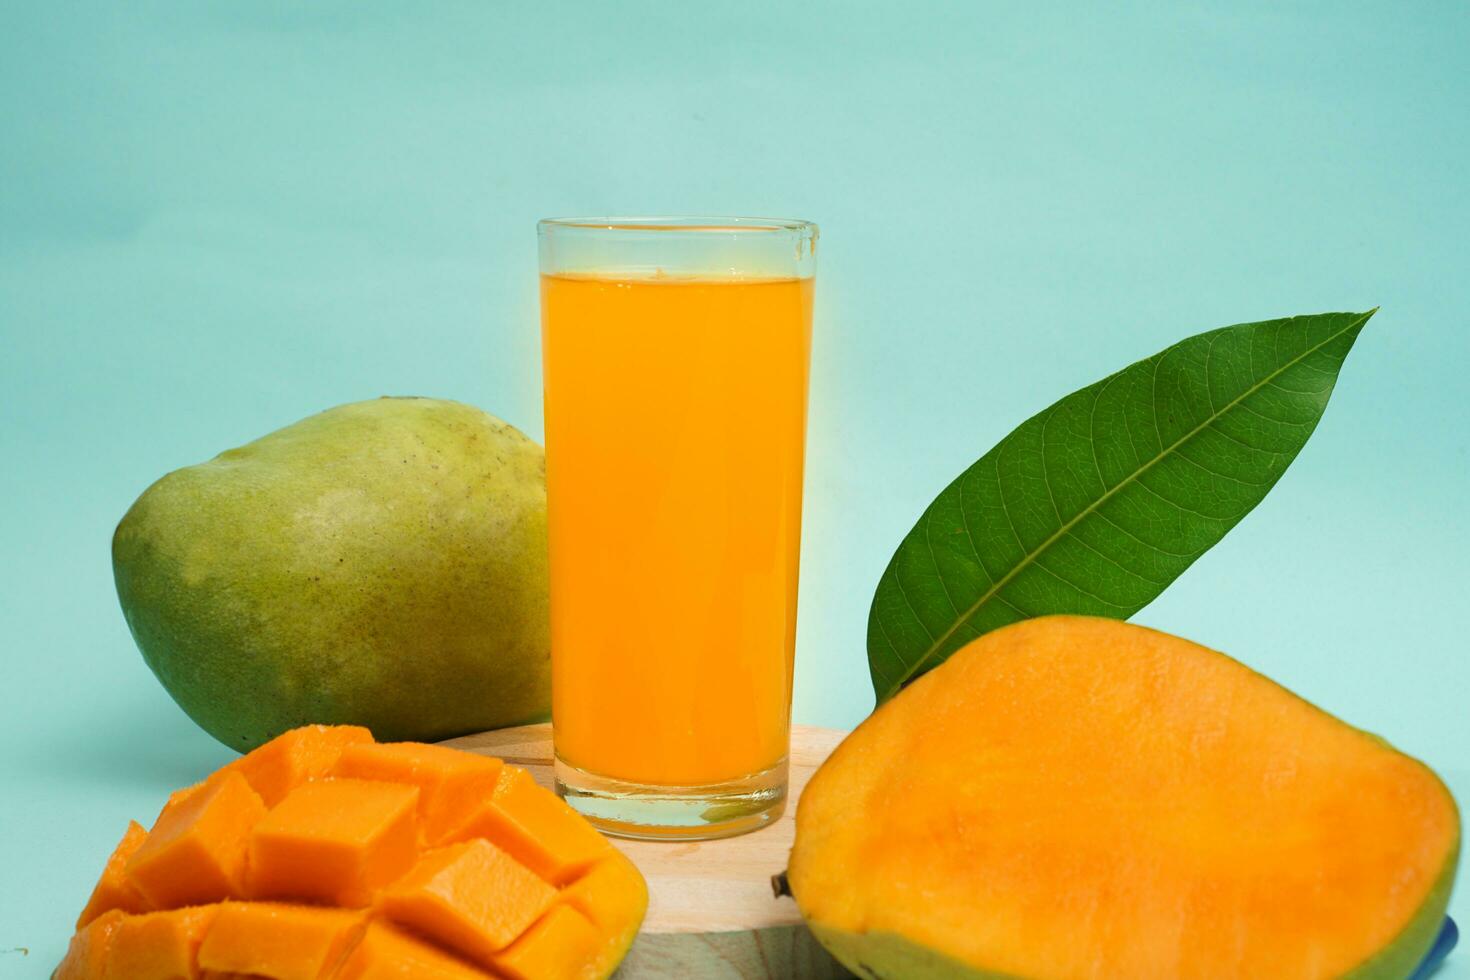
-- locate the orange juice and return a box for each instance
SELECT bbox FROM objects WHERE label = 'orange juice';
[541,273,813,788]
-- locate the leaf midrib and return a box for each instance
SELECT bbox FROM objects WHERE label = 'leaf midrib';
[880,311,1373,701]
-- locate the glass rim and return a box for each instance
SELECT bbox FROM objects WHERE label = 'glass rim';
[539,215,816,235]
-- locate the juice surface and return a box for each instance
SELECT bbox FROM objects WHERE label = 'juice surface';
[541,272,813,786]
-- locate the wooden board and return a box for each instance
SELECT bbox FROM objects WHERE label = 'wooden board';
[442,724,853,978]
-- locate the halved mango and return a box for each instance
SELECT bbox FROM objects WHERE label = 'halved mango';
[788,616,1461,980]
[126,771,265,909]
[76,821,151,928]
[59,728,647,979]
[196,902,367,979]
[248,778,420,907]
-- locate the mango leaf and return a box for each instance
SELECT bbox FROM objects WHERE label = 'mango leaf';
[868,310,1373,703]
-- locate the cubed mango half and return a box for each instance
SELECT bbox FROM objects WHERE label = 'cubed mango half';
[59,726,646,979]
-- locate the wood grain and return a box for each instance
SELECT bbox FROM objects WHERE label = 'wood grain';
[441,724,853,977]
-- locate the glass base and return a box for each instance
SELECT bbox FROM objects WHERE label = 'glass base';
[554,755,788,841]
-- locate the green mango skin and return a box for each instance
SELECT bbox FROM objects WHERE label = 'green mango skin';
[1342,851,1457,980]
[806,923,1019,980]
[113,397,551,751]
[807,853,1457,980]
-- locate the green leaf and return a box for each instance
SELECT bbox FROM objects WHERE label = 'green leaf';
[867,310,1374,703]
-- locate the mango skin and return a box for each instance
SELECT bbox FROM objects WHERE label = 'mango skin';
[113,397,550,750]
[806,864,1457,980]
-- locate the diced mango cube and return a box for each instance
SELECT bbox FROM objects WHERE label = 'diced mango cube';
[447,767,610,884]
[77,821,151,928]
[333,741,502,845]
[197,902,367,980]
[492,906,601,980]
[333,920,490,980]
[248,778,418,907]
[104,905,218,980]
[55,909,126,980]
[560,851,649,934]
[379,839,556,966]
[126,771,266,909]
[493,766,520,794]
[222,724,375,807]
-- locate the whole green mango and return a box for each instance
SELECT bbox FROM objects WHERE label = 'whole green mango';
[113,397,550,750]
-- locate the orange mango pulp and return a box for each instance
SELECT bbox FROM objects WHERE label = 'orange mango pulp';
[107,905,219,979]
[334,741,503,846]
[335,921,489,980]
[55,910,126,980]
[541,272,813,786]
[446,766,611,885]
[76,821,150,928]
[125,771,265,909]
[380,839,556,967]
[221,724,373,807]
[493,905,601,980]
[558,853,649,934]
[197,903,368,979]
[248,778,421,907]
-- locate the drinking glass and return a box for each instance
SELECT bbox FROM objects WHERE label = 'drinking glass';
[538,216,817,839]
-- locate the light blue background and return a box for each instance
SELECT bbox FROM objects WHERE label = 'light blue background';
[3,2,1467,975]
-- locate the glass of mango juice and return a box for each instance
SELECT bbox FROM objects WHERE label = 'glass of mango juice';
[538,216,817,840]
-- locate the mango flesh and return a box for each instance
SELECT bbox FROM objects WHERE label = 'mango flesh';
[57,725,648,979]
[112,397,550,750]
[126,770,266,909]
[788,616,1460,980]
[75,822,149,928]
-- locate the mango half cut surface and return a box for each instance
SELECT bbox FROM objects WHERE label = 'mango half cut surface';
[787,616,1460,980]
[56,724,648,979]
